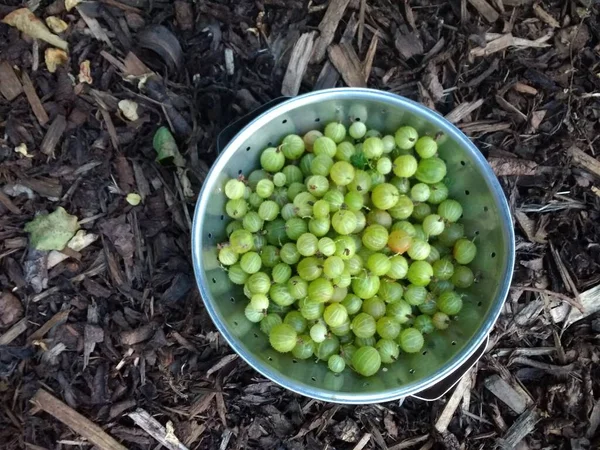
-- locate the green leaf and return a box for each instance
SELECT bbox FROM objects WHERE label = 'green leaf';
[153,126,185,167]
[24,207,79,251]
[350,150,368,170]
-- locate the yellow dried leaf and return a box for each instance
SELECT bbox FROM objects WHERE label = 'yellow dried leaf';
[45,16,68,34]
[14,143,33,158]
[3,8,68,50]
[126,193,142,206]
[78,60,92,84]
[65,0,83,11]
[45,48,68,73]
[118,99,139,121]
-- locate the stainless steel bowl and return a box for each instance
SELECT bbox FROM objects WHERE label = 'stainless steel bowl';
[191,88,515,404]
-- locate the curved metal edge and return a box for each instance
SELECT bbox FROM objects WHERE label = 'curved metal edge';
[191,88,516,404]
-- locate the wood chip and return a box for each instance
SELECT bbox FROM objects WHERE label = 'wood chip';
[327,43,367,88]
[569,146,600,178]
[21,71,49,126]
[362,35,378,83]
[357,0,366,49]
[495,94,527,122]
[128,409,189,450]
[467,0,499,22]
[513,82,538,95]
[587,398,600,439]
[394,30,423,60]
[31,389,127,450]
[281,31,317,96]
[487,157,538,176]
[28,309,70,340]
[77,6,112,47]
[496,409,541,450]
[435,371,472,433]
[206,353,238,377]
[459,121,511,134]
[0,61,23,101]
[388,434,430,450]
[484,375,530,414]
[550,284,600,327]
[470,32,552,57]
[445,99,483,124]
[311,0,351,63]
[352,433,372,450]
[0,318,29,345]
[40,114,67,156]
[314,13,358,90]
[533,4,560,28]
[0,190,22,214]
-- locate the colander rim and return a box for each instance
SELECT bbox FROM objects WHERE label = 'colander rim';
[191,88,515,404]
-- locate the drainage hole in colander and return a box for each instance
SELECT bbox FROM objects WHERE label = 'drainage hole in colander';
[409,368,415,374]
[311,377,316,382]
[474,230,479,236]
[315,118,320,122]
[292,359,297,364]
[253,332,258,338]
[465,190,470,196]
[451,341,457,346]
[246,146,251,152]
[491,252,496,258]
[230,297,235,303]
[483,206,489,212]
[354,117,361,122]
[238,169,243,175]
[220,215,224,221]
[282,119,288,124]
[460,160,466,166]
[208,233,213,238]
[422,350,427,355]
[268,357,273,361]
[477,301,483,307]
[233,321,238,326]
[267,142,272,146]
[212,277,216,283]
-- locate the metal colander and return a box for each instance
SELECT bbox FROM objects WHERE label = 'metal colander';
[191,88,515,404]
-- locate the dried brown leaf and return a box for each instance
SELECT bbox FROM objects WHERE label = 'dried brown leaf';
[45,48,68,73]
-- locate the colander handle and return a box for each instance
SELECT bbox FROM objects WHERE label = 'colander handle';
[216,96,291,153]
[411,336,488,402]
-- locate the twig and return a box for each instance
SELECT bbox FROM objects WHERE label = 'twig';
[496,409,541,450]
[128,409,189,450]
[510,356,576,375]
[435,370,472,433]
[352,433,372,450]
[512,286,584,312]
[388,434,430,450]
[28,309,70,340]
[0,318,29,345]
[31,389,127,450]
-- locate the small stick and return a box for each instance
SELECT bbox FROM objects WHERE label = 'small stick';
[21,71,49,125]
[0,318,29,345]
[31,389,127,450]
[352,433,372,450]
[28,309,70,341]
[512,286,584,312]
[128,408,189,450]
[435,371,472,433]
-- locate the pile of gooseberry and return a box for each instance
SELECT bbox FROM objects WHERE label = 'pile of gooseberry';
[218,120,477,377]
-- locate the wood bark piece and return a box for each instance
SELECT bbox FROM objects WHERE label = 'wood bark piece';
[467,0,499,22]
[550,284,600,327]
[0,318,28,345]
[394,30,423,60]
[484,374,529,413]
[128,408,189,450]
[435,371,472,433]
[328,43,366,88]
[31,389,127,450]
[40,115,67,156]
[21,72,49,126]
[362,35,378,83]
[533,4,560,28]
[0,190,21,214]
[314,13,358,90]
[445,99,483,124]
[281,31,317,96]
[496,409,541,449]
[311,0,351,64]
[569,146,600,178]
[0,61,23,101]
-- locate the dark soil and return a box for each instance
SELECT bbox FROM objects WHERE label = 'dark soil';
[0,0,599,449]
